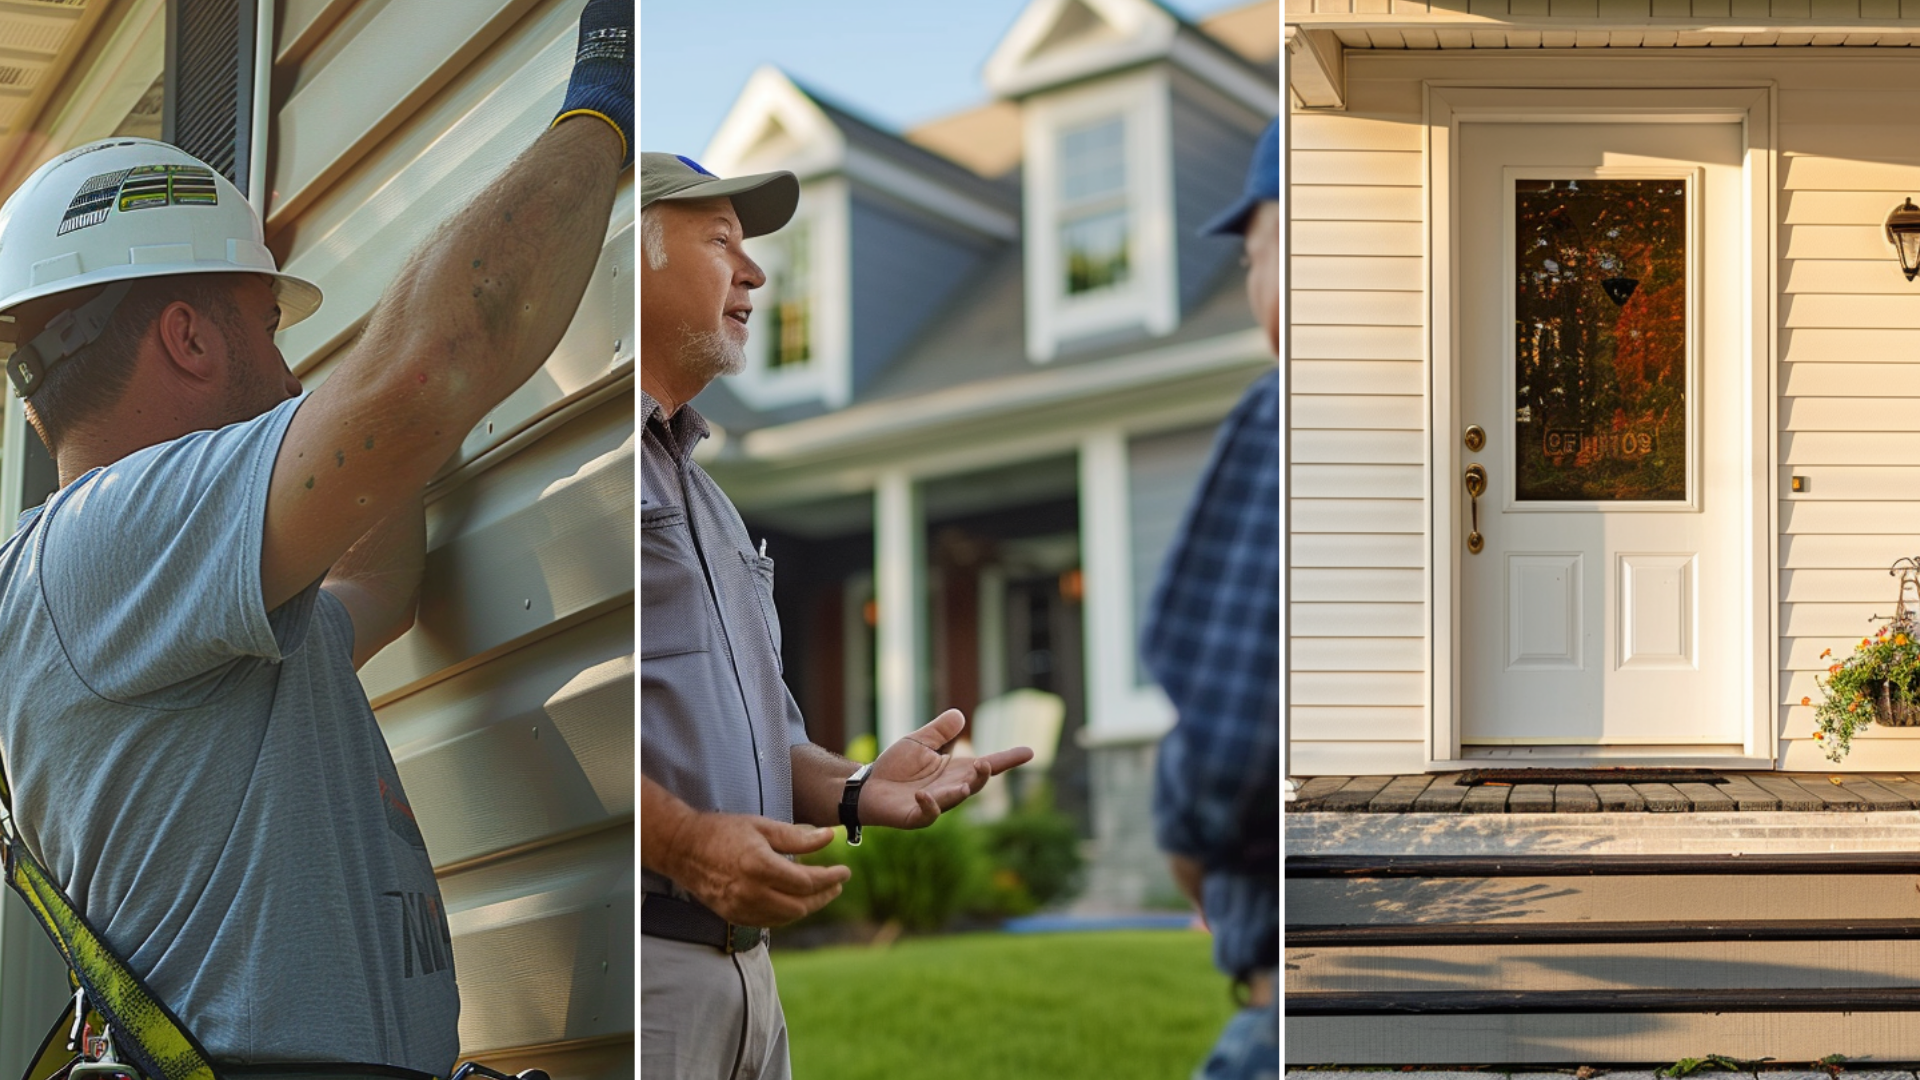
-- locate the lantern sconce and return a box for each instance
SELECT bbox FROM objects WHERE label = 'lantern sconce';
[1888,198,1920,281]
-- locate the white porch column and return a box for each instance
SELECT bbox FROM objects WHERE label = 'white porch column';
[874,470,925,748]
[1079,429,1139,737]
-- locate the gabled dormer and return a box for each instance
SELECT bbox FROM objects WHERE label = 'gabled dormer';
[703,67,1017,413]
[985,0,1277,362]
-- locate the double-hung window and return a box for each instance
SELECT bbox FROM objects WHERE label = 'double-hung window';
[1058,116,1129,297]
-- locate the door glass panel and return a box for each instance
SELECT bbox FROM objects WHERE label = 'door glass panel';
[1514,178,1687,502]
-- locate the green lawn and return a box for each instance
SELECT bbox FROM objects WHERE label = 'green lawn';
[772,929,1235,1079]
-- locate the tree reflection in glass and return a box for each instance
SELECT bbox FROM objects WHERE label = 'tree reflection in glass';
[1514,178,1687,502]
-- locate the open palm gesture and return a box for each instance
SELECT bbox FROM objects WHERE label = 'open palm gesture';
[858,709,1034,830]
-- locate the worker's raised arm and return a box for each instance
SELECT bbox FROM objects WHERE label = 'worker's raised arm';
[260,0,629,612]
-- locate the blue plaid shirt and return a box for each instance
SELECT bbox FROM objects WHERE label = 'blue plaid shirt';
[1141,367,1280,980]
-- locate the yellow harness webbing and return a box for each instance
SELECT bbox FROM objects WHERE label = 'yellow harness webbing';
[0,770,219,1080]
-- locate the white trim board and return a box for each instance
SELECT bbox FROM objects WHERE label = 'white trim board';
[1423,82,1779,771]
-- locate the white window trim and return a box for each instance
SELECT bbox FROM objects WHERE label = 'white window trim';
[1022,66,1178,363]
[725,176,853,410]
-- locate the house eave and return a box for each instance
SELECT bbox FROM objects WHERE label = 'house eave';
[703,327,1270,509]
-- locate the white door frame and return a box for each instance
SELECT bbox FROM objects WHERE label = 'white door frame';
[1425,83,1779,769]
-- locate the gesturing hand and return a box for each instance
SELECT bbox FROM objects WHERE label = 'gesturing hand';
[859,709,1035,830]
[665,812,850,928]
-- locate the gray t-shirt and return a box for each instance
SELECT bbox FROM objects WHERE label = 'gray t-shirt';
[0,395,459,1071]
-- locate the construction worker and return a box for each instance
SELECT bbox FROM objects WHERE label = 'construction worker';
[0,0,629,1074]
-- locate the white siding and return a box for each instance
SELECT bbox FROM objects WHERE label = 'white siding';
[1289,98,1427,774]
[1292,49,1920,776]
[271,1,633,1073]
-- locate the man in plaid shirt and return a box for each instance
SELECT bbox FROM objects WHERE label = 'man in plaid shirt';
[1141,118,1280,1080]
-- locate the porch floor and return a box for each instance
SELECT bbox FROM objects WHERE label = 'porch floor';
[1286,771,1920,814]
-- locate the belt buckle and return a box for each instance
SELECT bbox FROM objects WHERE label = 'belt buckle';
[727,923,765,954]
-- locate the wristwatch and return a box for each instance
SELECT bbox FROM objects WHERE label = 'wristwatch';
[839,763,874,846]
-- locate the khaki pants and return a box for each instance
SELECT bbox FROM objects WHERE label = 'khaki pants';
[640,935,790,1080]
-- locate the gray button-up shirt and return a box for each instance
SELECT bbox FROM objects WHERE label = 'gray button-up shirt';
[640,389,808,898]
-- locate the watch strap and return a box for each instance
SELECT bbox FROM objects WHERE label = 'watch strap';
[838,763,873,845]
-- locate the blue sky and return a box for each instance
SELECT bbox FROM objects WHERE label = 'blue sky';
[640,0,1253,160]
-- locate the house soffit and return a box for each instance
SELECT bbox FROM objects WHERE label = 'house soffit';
[1288,8,1920,46]
[0,0,119,193]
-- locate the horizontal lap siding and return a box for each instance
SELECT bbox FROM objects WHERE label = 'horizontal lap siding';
[1290,101,1427,776]
[272,0,634,1070]
[1780,65,1920,771]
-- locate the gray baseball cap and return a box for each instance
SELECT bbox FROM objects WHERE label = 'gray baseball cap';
[640,153,799,238]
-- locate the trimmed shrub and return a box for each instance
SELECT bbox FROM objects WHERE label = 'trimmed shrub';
[976,805,1085,916]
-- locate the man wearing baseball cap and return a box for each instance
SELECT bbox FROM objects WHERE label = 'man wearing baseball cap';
[1141,117,1281,1080]
[637,152,1031,1079]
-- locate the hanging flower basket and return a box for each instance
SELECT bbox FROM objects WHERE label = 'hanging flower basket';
[1807,556,1920,760]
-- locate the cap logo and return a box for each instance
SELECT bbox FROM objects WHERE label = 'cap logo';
[57,163,217,236]
[675,155,716,178]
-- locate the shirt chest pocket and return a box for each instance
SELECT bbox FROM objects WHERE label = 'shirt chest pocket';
[640,505,709,659]
[740,549,783,672]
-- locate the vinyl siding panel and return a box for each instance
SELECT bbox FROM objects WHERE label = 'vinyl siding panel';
[1286,95,1429,774]
[270,0,632,1069]
[1128,425,1219,643]
[847,185,999,394]
[1168,70,1264,315]
[1293,51,1920,776]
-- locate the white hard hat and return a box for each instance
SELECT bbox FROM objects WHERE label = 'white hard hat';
[0,137,321,327]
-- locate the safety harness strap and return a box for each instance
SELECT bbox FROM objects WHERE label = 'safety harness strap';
[0,768,220,1080]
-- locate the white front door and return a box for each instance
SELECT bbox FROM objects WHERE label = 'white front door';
[1454,119,1750,756]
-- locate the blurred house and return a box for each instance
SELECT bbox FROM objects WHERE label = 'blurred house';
[0,1,632,1076]
[689,0,1280,910]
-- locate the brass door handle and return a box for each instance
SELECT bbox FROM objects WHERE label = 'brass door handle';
[1464,464,1487,554]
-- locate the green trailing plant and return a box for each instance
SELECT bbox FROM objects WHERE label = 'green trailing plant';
[1661,1054,1751,1078]
[1806,616,1920,762]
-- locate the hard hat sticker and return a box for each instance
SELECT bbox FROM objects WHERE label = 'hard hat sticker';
[57,169,128,236]
[57,163,218,236]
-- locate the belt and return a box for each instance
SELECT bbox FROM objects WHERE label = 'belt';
[642,893,768,954]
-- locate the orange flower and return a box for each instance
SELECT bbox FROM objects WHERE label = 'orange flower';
[1816,731,1827,740]
[1899,634,1910,646]
[1822,648,1833,659]
[1802,696,1812,706]
[1831,664,1843,675]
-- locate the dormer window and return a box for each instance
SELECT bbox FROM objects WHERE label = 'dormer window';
[1059,116,1129,296]
[764,221,812,369]
[1020,67,1177,362]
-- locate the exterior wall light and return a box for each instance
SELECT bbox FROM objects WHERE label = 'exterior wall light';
[1888,198,1920,280]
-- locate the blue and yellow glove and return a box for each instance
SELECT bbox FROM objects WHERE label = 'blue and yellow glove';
[553,0,633,168]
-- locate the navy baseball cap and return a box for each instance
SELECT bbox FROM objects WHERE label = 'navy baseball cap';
[1201,119,1280,237]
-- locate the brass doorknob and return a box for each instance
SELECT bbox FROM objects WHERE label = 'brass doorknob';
[1464,464,1487,554]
